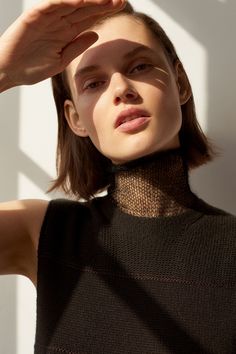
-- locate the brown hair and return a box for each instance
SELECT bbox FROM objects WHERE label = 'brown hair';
[49,2,219,200]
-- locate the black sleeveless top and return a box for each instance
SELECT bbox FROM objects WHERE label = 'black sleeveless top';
[34,196,236,354]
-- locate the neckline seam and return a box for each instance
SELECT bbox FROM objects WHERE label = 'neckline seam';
[107,194,203,222]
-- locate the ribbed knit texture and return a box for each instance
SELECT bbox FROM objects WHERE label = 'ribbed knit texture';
[35,149,236,354]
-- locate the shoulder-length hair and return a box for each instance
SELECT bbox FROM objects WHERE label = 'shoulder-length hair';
[49,2,218,200]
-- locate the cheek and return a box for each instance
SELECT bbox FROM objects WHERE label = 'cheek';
[146,79,182,134]
[142,68,177,104]
[75,97,97,133]
[155,79,180,115]
[87,94,110,132]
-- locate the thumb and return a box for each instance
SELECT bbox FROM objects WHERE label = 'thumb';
[61,31,99,67]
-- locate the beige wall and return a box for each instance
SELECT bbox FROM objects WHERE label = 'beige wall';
[0,0,235,353]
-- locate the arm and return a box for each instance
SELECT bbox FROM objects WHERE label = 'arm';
[0,0,126,283]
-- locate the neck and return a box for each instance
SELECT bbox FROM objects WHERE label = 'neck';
[107,148,197,217]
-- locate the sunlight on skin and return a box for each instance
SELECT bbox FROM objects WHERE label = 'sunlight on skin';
[64,15,187,165]
[153,66,169,88]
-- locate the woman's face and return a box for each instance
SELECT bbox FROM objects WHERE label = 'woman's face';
[65,15,189,164]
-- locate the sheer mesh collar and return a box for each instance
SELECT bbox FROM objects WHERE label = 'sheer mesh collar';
[107,148,197,217]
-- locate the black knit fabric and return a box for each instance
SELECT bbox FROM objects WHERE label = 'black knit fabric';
[34,152,236,354]
[35,197,236,354]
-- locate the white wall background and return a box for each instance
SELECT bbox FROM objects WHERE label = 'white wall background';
[0,0,235,353]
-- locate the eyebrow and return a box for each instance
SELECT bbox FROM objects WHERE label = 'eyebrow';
[74,45,156,78]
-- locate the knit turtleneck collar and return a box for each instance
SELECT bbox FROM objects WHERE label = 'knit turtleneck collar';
[107,148,198,217]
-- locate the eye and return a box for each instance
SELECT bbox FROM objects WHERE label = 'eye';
[84,81,105,90]
[130,63,153,74]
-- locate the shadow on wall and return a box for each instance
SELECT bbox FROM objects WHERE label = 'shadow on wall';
[149,0,236,214]
[0,0,63,351]
[0,1,54,353]
[0,1,23,352]
[0,0,54,202]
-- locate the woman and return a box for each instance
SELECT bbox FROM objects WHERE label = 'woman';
[0,1,235,353]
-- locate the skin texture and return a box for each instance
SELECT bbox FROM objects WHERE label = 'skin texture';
[64,15,192,164]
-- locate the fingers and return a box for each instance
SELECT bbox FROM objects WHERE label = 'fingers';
[64,0,126,24]
[32,0,126,34]
[38,0,126,16]
[51,1,126,46]
[61,31,98,66]
[60,0,127,66]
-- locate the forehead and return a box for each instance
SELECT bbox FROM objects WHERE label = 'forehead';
[67,15,166,74]
[90,15,158,48]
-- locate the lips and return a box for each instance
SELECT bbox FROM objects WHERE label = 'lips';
[115,108,150,129]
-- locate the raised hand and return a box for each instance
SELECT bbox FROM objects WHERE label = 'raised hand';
[0,0,126,90]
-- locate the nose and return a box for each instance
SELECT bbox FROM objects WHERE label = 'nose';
[113,73,139,104]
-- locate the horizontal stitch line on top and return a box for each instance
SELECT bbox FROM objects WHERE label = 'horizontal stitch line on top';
[39,254,234,289]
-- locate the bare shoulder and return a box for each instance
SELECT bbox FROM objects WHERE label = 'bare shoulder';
[0,199,49,284]
[0,199,49,246]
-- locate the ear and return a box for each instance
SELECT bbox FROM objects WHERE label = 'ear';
[64,99,89,137]
[174,61,192,105]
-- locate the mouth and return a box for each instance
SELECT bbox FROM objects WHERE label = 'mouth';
[115,108,150,129]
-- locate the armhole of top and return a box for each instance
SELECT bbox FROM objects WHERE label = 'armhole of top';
[39,199,54,237]
[37,198,83,256]
[37,199,62,256]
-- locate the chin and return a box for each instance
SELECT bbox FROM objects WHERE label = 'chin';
[110,149,156,165]
[110,141,181,165]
